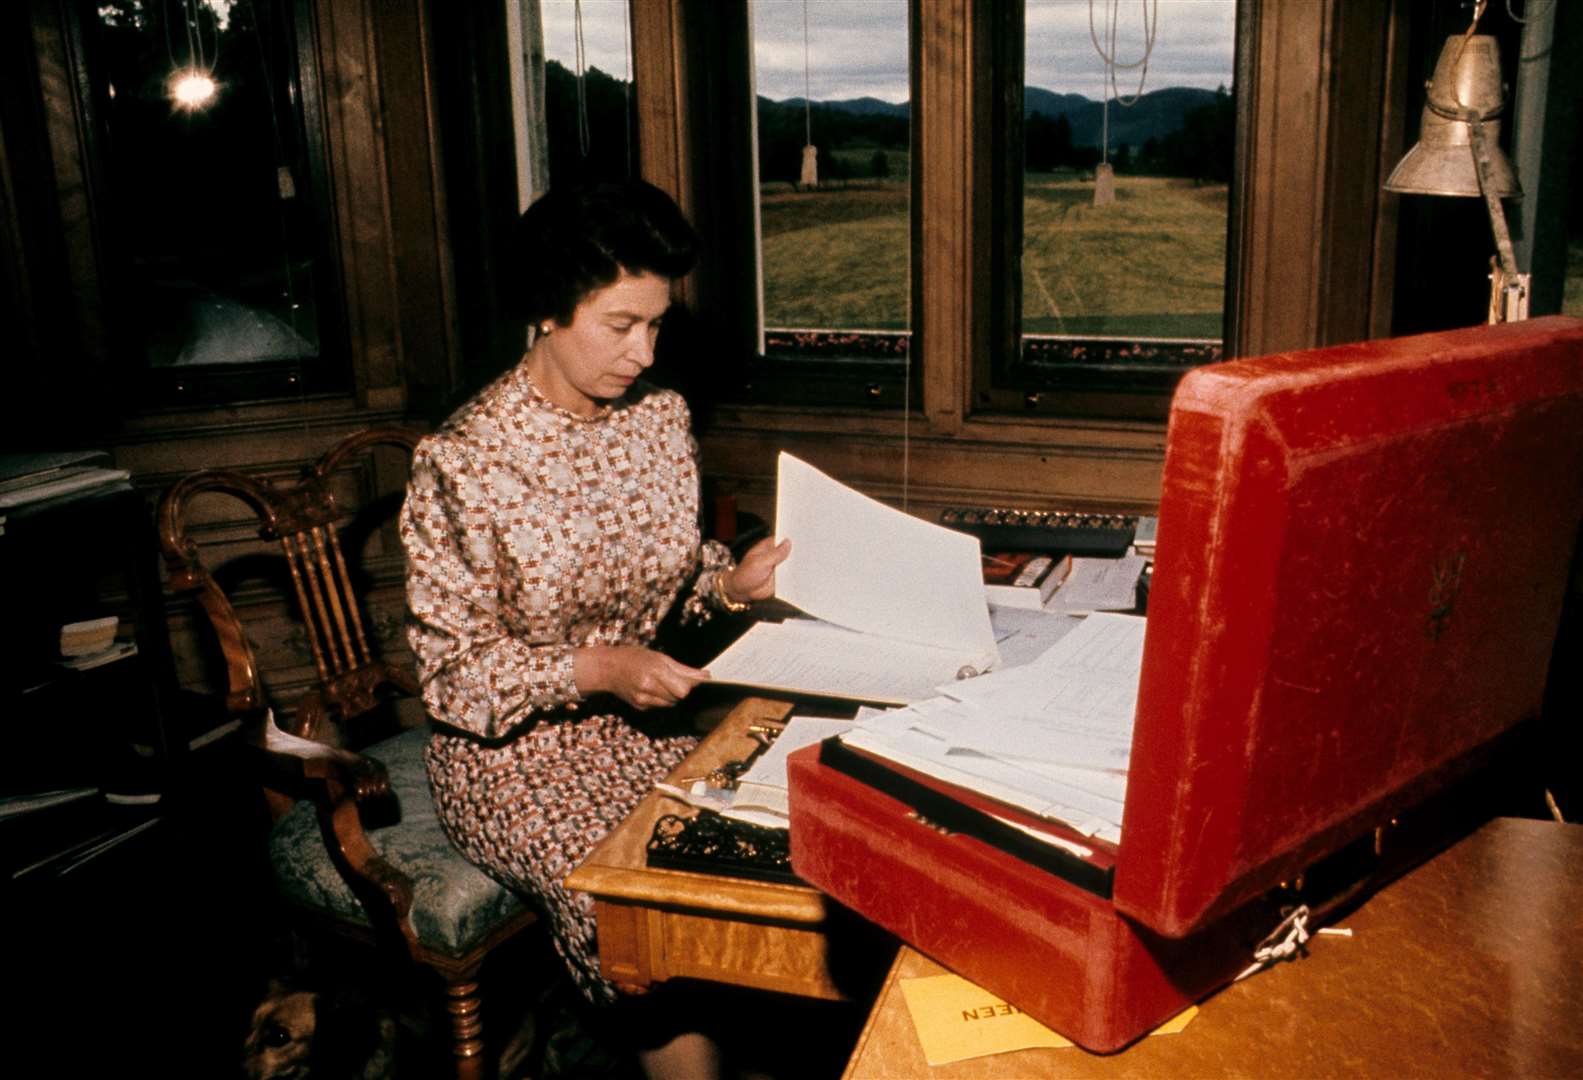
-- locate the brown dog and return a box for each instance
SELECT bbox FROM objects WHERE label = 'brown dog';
[241,979,404,1080]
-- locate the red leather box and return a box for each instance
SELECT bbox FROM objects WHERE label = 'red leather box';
[787,316,1583,1052]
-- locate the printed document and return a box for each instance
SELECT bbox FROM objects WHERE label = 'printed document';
[834,613,1149,842]
[706,453,998,703]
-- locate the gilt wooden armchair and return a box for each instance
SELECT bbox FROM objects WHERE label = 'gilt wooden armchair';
[156,428,538,1080]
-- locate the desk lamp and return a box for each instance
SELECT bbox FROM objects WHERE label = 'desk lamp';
[1385,33,1529,323]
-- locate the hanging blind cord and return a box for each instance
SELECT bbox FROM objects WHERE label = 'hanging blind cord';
[574,0,590,157]
[623,1,632,177]
[802,0,813,147]
[1089,0,1159,163]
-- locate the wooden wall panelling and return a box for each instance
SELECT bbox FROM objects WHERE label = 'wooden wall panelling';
[1315,0,1406,348]
[1230,0,1399,358]
[0,2,48,390]
[422,0,524,412]
[631,0,693,307]
[28,0,111,405]
[369,0,459,420]
[913,0,973,437]
[1366,1,1412,344]
[1230,0,1326,357]
[701,405,1167,526]
[314,0,403,411]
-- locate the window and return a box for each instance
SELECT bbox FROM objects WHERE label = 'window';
[538,0,639,188]
[81,0,343,404]
[742,0,913,407]
[994,0,1238,418]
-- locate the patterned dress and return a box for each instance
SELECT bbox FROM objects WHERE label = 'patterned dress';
[399,364,734,1004]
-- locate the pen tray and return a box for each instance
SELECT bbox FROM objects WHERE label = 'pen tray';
[646,812,803,885]
[939,507,1137,557]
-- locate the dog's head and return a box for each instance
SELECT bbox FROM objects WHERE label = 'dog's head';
[241,980,317,1080]
[241,978,400,1080]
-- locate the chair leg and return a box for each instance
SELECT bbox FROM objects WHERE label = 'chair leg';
[446,978,489,1080]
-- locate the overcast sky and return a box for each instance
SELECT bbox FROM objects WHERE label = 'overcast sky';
[541,0,1237,103]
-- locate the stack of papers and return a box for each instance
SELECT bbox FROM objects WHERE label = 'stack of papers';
[674,612,1144,844]
[840,613,1144,844]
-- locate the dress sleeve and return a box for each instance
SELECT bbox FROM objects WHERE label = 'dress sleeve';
[400,439,580,740]
[678,538,738,623]
[666,415,741,624]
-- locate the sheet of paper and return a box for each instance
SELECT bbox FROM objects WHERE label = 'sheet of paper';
[899,973,1195,1066]
[943,613,1146,744]
[989,605,1086,668]
[736,716,858,791]
[1046,553,1147,613]
[774,452,996,662]
[904,709,1131,772]
[723,715,858,824]
[707,619,986,705]
[840,724,1123,841]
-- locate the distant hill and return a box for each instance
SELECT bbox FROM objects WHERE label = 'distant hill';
[767,85,1225,151]
[1025,86,1223,149]
[778,96,909,119]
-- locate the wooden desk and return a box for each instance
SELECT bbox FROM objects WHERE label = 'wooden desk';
[843,816,1583,1078]
[567,697,886,999]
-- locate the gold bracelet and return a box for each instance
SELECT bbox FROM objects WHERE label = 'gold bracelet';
[714,573,750,613]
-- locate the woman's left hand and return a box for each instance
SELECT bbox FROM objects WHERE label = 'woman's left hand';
[723,537,790,604]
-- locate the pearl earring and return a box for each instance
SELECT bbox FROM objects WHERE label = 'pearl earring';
[540,323,554,335]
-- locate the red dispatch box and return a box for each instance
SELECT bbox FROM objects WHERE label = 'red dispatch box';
[786,317,1583,1052]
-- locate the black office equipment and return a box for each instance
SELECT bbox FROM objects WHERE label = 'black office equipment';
[938,507,1137,556]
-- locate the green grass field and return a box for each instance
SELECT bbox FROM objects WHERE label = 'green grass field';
[759,174,1229,338]
[760,183,911,329]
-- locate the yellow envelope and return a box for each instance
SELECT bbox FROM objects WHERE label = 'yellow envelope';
[898,973,1196,1066]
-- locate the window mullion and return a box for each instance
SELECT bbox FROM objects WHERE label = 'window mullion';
[914,0,985,436]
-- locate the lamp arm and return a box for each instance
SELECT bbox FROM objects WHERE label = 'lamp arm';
[1467,117,1519,279]
[1468,116,1529,322]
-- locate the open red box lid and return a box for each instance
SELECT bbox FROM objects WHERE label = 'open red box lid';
[1115,316,1583,937]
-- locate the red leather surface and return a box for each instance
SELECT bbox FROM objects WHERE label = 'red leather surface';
[1119,316,1583,935]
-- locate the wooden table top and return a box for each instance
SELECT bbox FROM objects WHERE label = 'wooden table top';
[843,816,1583,1079]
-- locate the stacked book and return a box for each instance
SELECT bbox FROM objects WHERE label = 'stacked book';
[1132,515,1158,558]
[982,551,1073,610]
[0,450,130,518]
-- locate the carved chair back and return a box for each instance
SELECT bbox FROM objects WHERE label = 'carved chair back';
[156,428,421,744]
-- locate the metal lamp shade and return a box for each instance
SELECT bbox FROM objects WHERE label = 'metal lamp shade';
[1384,35,1520,198]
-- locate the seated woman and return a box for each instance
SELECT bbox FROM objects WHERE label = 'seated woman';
[400,179,788,1079]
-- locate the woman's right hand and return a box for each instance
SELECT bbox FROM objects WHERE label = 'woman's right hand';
[573,644,709,711]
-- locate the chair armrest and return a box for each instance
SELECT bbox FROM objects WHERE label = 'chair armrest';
[247,712,420,952]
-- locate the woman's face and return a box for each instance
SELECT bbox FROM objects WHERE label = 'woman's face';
[532,269,672,416]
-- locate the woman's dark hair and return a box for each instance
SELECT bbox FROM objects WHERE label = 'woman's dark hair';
[506,179,699,327]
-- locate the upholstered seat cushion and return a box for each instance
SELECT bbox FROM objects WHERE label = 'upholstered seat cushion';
[269,727,531,958]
